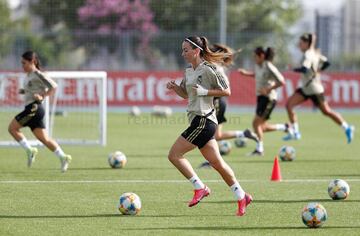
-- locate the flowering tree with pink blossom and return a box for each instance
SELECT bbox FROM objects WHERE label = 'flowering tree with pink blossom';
[78,0,157,54]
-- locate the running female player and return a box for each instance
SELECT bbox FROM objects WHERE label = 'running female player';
[166,36,252,216]
[8,51,72,172]
[238,47,286,156]
[283,33,354,143]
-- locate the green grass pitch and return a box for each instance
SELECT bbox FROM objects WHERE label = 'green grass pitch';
[0,111,359,236]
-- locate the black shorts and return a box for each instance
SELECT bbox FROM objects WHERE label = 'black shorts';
[296,88,325,107]
[256,96,276,120]
[214,97,227,124]
[15,101,45,130]
[181,116,217,149]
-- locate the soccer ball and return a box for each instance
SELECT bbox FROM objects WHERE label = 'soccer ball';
[328,179,350,200]
[301,202,327,228]
[218,140,231,155]
[130,106,141,116]
[151,105,172,117]
[234,137,247,148]
[118,192,141,215]
[108,151,127,168]
[278,145,296,161]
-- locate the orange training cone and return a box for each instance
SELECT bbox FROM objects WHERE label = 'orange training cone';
[271,156,282,181]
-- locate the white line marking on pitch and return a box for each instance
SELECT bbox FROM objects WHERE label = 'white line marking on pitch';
[1,179,360,184]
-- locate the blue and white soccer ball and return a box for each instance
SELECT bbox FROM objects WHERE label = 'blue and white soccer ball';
[218,140,231,155]
[278,145,296,161]
[234,137,247,148]
[108,151,127,168]
[118,192,142,215]
[328,179,350,200]
[301,202,328,228]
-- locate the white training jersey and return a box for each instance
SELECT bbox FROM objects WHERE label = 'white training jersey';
[299,49,328,95]
[180,61,229,124]
[254,61,285,100]
[214,63,230,85]
[23,70,57,105]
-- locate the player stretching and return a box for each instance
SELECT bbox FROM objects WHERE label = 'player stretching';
[283,33,355,143]
[166,36,252,216]
[238,47,286,156]
[8,50,72,172]
[199,43,258,168]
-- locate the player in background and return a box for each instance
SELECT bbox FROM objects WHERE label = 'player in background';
[211,44,259,143]
[8,50,72,172]
[199,43,258,168]
[238,47,286,156]
[283,33,355,143]
[166,36,252,216]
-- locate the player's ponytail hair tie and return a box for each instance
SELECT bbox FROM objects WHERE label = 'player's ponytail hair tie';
[300,33,317,48]
[22,50,41,70]
[185,38,203,51]
[185,36,229,65]
[254,46,275,61]
[210,43,236,67]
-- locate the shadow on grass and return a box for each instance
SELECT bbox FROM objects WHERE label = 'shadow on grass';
[0,213,235,219]
[316,174,360,177]
[281,159,358,163]
[3,214,360,231]
[126,154,167,158]
[254,199,360,203]
[119,225,360,231]
[68,167,114,171]
[0,214,118,219]
[0,214,197,219]
[123,167,173,170]
[201,199,360,204]
[69,167,172,171]
[230,159,272,163]
[233,159,358,164]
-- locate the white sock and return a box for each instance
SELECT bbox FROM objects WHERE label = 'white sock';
[19,138,32,151]
[341,122,349,131]
[287,124,294,135]
[230,182,245,200]
[275,124,287,131]
[54,147,66,159]
[189,175,205,190]
[235,131,244,138]
[293,122,300,133]
[256,141,264,152]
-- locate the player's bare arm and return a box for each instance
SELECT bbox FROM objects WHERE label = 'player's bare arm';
[167,80,188,99]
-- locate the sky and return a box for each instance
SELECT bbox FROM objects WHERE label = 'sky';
[7,0,20,9]
[294,0,345,33]
[302,0,344,11]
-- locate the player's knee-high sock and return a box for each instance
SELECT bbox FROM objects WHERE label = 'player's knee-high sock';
[341,122,349,131]
[230,182,245,200]
[256,141,264,152]
[189,175,205,190]
[54,147,66,158]
[19,137,32,151]
[275,124,287,131]
[293,122,300,133]
[235,131,244,138]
